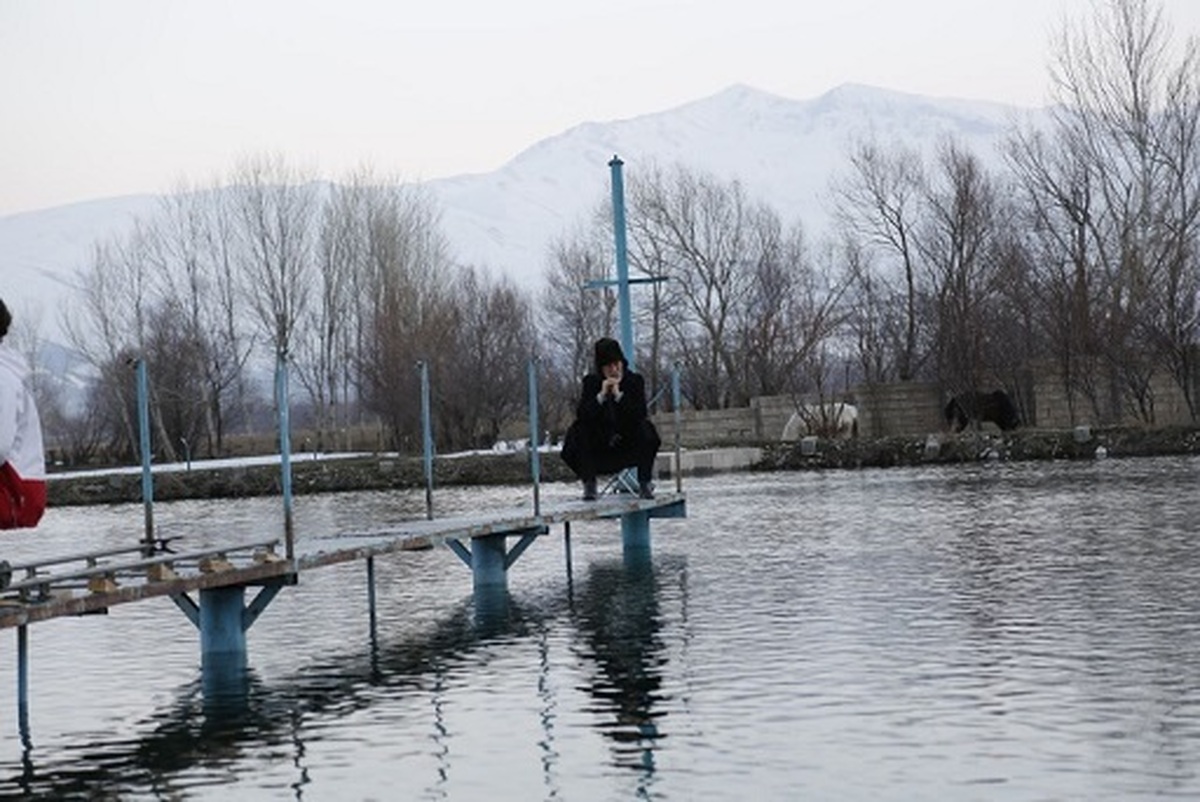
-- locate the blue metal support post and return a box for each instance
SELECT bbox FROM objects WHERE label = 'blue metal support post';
[609,155,636,371]
[164,352,297,695]
[199,586,248,671]
[276,352,295,562]
[622,511,652,557]
[611,155,653,558]
[470,536,509,589]
[419,360,435,520]
[528,357,541,516]
[136,358,154,550]
[673,365,683,494]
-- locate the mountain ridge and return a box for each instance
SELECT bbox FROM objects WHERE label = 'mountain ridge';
[2,83,1040,342]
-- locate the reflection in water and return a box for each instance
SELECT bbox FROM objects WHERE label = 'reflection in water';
[10,464,1200,798]
[26,561,684,801]
[536,621,560,800]
[4,591,567,800]
[572,555,676,793]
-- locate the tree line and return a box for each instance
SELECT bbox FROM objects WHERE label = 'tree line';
[22,0,1200,465]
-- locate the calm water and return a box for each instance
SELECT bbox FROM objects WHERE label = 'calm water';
[3,458,1200,800]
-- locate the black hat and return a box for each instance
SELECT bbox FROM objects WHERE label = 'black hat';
[593,337,626,373]
[0,299,9,341]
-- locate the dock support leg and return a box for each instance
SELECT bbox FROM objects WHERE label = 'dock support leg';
[199,586,247,672]
[198,587,249,703]
[621,510,652,559]
[471,534,508,590]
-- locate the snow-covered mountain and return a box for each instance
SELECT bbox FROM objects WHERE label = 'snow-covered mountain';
[1,83,1035,343]
[434,82,1030,278]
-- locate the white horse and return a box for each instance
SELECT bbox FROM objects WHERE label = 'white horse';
[782,402,858,440]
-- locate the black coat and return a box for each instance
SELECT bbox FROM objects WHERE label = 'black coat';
[561,368,660,481]
[574,369,650,450]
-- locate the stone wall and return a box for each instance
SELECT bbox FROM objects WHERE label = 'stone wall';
[854,382,943,437]
[650,362,1200,447]
[1030,361,1196,428]
[650,394,858,447]
[650,405,760,447]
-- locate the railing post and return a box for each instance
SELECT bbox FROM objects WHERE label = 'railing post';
[528,357,541,517]
[673,364,683,494]
[275,352,295,562]
[419,360,435,520]
[135,358,154,550]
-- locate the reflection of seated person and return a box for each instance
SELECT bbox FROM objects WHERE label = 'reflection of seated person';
[562,338,660,501]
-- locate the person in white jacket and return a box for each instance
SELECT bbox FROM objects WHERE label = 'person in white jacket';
[0,299,46,529]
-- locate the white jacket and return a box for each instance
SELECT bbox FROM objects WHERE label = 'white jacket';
[0,343,46,481]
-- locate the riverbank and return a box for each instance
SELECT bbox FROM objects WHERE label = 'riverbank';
[757,424,1200,470]
[45,424,1200,507]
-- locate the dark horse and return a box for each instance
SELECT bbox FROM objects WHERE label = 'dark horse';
[944,390,1020,432]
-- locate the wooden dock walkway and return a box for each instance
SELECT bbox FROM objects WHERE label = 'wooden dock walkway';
[0,492,686,630]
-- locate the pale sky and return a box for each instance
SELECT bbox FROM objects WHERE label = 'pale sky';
[3,0,1199,217]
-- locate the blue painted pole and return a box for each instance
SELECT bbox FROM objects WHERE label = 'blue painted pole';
[419,360,434,520]
[621,510,652,559]
[16,625,29,736]
[471,535,508,590]
[136,358,154,548]
[528,358,541,516]
[609,155,635,371]
[275,352,295,562]
[199,586,248,677]
[673,365,683,494]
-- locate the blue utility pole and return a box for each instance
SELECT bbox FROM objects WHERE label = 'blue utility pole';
[609,155,635,371]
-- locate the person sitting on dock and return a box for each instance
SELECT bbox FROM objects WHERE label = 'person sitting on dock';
[561,337,660,501]
[0,299,47,529]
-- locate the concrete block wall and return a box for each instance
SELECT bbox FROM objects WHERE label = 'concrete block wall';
[751,395,799,441]
[651,406,761,448]
[854,382,943,437]
[1031,361,1196,428]
[650,394,849,447]
[648,364,1200,449]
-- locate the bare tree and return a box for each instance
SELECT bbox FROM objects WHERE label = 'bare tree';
[919,139,1004,396]
[840,235,903,386]
[150,183,254,455]
[834,141,928,381]
[438,267,535,449]
[629,166,757,408]
[539,226,617,430]
[230,155,320,364]
[1009,0,1200,423]
[62,226,160,459]
[297,173,372,450]
[356,180,455,450]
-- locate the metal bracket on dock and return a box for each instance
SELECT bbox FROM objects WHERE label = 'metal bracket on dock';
[446,525,549,589]
[170,578,289,632]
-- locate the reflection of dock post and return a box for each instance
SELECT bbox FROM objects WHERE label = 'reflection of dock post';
[17,625,29,737]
